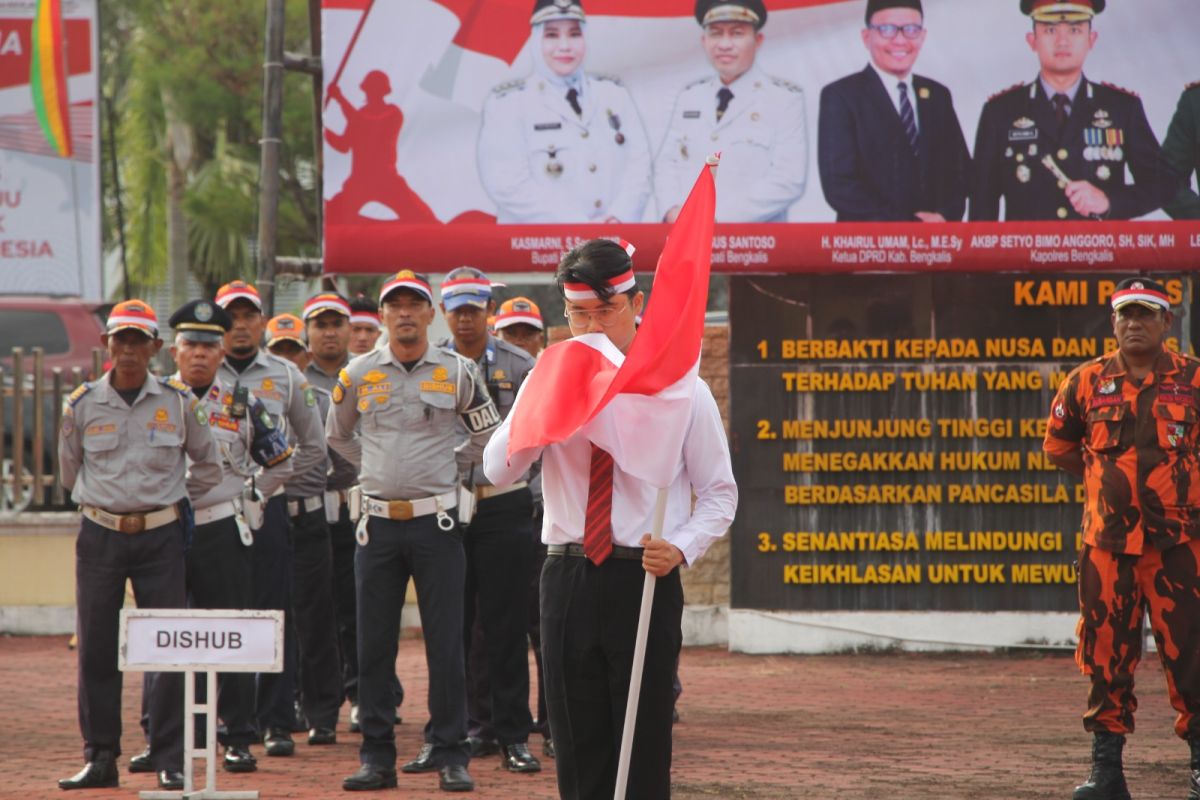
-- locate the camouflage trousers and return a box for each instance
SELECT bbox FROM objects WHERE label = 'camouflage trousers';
[1077,537,1200,739]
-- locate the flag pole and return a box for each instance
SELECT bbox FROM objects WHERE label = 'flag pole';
[613,486,669,800]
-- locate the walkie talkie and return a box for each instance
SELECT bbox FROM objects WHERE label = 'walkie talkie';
[229,383,249,419]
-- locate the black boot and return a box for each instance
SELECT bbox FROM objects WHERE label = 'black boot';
[1187,737,1200,800]
[1073,732,1131,800]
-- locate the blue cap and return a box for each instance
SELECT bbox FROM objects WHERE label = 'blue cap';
[441,267,493,311]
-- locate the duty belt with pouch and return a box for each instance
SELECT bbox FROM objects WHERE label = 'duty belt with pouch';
[287,495,324,518]
[241,484,266,532]
[458,466,477,527]
[323,488,349,524]
[475,481,528,501]
[83,504,178,534]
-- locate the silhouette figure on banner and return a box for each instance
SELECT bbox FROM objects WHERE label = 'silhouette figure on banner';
[324,70,440,225]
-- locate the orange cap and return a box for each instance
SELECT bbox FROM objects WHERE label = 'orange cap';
[493,297,544,331]
[106,299,159,338]
[266,313,305,347]
[215,280,263,310]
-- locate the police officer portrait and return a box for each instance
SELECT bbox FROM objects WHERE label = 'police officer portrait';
[477,0,654,224]
[969,0,1180,221]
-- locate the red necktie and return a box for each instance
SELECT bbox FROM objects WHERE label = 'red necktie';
[583,444,614,566]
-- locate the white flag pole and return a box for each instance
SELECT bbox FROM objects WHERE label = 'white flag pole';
[613,486,669,800]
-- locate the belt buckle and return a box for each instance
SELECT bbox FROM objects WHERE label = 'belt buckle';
[388,500,414,521]
[119,514,146,534]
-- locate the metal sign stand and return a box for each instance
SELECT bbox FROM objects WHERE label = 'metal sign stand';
[138,669,258,800]
[119,609,283,800]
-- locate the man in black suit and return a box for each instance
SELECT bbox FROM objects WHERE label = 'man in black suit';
[818,0,969,222]
[970,0,1177,221]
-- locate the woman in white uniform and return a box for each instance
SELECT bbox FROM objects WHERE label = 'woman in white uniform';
[477,0,653,224]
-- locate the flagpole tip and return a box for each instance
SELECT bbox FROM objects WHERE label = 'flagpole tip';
[705,152,721,167]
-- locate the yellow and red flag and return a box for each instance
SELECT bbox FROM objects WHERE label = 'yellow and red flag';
[30,0,73,158]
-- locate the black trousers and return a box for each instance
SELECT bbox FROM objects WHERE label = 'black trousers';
[356,514,469,768]
[253,494,295,731]
[288,504,343,729]
[462,489,536,746]
[75,517,186,771]
[541,554,683,800]
[187,515,256,746]
[529,537,549,733]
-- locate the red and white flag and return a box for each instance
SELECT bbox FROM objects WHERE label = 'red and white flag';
[506,158,716,487]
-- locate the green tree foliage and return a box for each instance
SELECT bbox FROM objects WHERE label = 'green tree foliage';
[101,0,319,294]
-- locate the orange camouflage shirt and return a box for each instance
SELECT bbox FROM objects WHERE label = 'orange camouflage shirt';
[1044,349,1200,555]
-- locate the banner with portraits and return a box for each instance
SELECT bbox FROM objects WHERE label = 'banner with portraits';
[321,0,1200,274]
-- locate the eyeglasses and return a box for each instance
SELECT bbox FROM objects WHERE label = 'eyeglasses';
[868,23,924,40]
[564,303,629,328]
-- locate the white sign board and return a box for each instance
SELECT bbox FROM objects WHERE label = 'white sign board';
[119,609,283,673]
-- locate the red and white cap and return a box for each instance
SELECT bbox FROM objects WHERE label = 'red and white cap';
[562,239,637,301]
[350,309,380,328]
[1111,278,1170,312]
[215,280,263,310]
[303,292,351,321]
[106,299,159,338]
[380,270,433,304]
[493,297,545,331]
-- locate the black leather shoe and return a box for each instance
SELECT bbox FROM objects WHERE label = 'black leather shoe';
[438,765,475,792]
[309,727,337,745]
[349,704,361,734]
[543,737,555,759]
[128,746,153,773]
[467,735,499,757]
[1189,736,1200,800]
[263,727,295,757]
[502,743,541,773]
[157,770,184,790]
[401,743,437,773]
[58,755,118,790]
[343,763,398,791]
[223,745,257,773]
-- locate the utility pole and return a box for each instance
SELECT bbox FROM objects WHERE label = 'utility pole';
[256,0,285,316]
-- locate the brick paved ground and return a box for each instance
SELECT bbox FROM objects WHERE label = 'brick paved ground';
[0,634,1190,799]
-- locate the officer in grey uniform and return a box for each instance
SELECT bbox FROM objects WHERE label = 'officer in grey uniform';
[655,0,807,222]
[58,299,222,792]
[213,280,327,756]
[170,298,294,773]
[301,292,403,732]
[328,270,500,793]
[477,0,653,223]
[436,268,540,773]
[263,312,344,748]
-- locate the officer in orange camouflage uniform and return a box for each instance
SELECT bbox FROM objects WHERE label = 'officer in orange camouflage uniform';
[1045,276,1200,800]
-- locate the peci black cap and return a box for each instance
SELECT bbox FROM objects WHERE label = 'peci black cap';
[531,0,585,25]
[168,299,231,343]
[865,0,923,24]
[1020,0,1104,22]
[695,0,767,30]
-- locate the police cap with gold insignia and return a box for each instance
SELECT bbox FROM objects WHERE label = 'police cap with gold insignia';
[1020,0,1104,22]
[866,0,922,23]
[695,0,767,29]
[1110,277,1170,313]
[168,299,231,343]
[531,0,585,25]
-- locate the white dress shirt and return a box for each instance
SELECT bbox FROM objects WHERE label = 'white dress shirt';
[868,61,919,132]
[483,377,737,567]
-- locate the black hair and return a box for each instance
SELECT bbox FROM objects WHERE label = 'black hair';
[349,293,376,313]
[556,239,636,302]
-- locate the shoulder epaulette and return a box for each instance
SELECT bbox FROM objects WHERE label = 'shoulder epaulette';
[494,337,536,365]
[1186,80,1200,91]
[770,76,802,93]
[592,73,623,86]
[491,78,525,96]
[988,82,1025,101]
[161,376,191,396]
[683,75,712,91]
[1100,81,1139,98]
[67,382,92,407]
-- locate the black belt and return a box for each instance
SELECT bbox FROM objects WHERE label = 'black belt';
[547,543,643,561]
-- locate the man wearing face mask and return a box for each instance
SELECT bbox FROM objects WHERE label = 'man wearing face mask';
[818,0,970,222]
[655,0,807,223]
[477,0,653,223]
[213,280,328,758]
